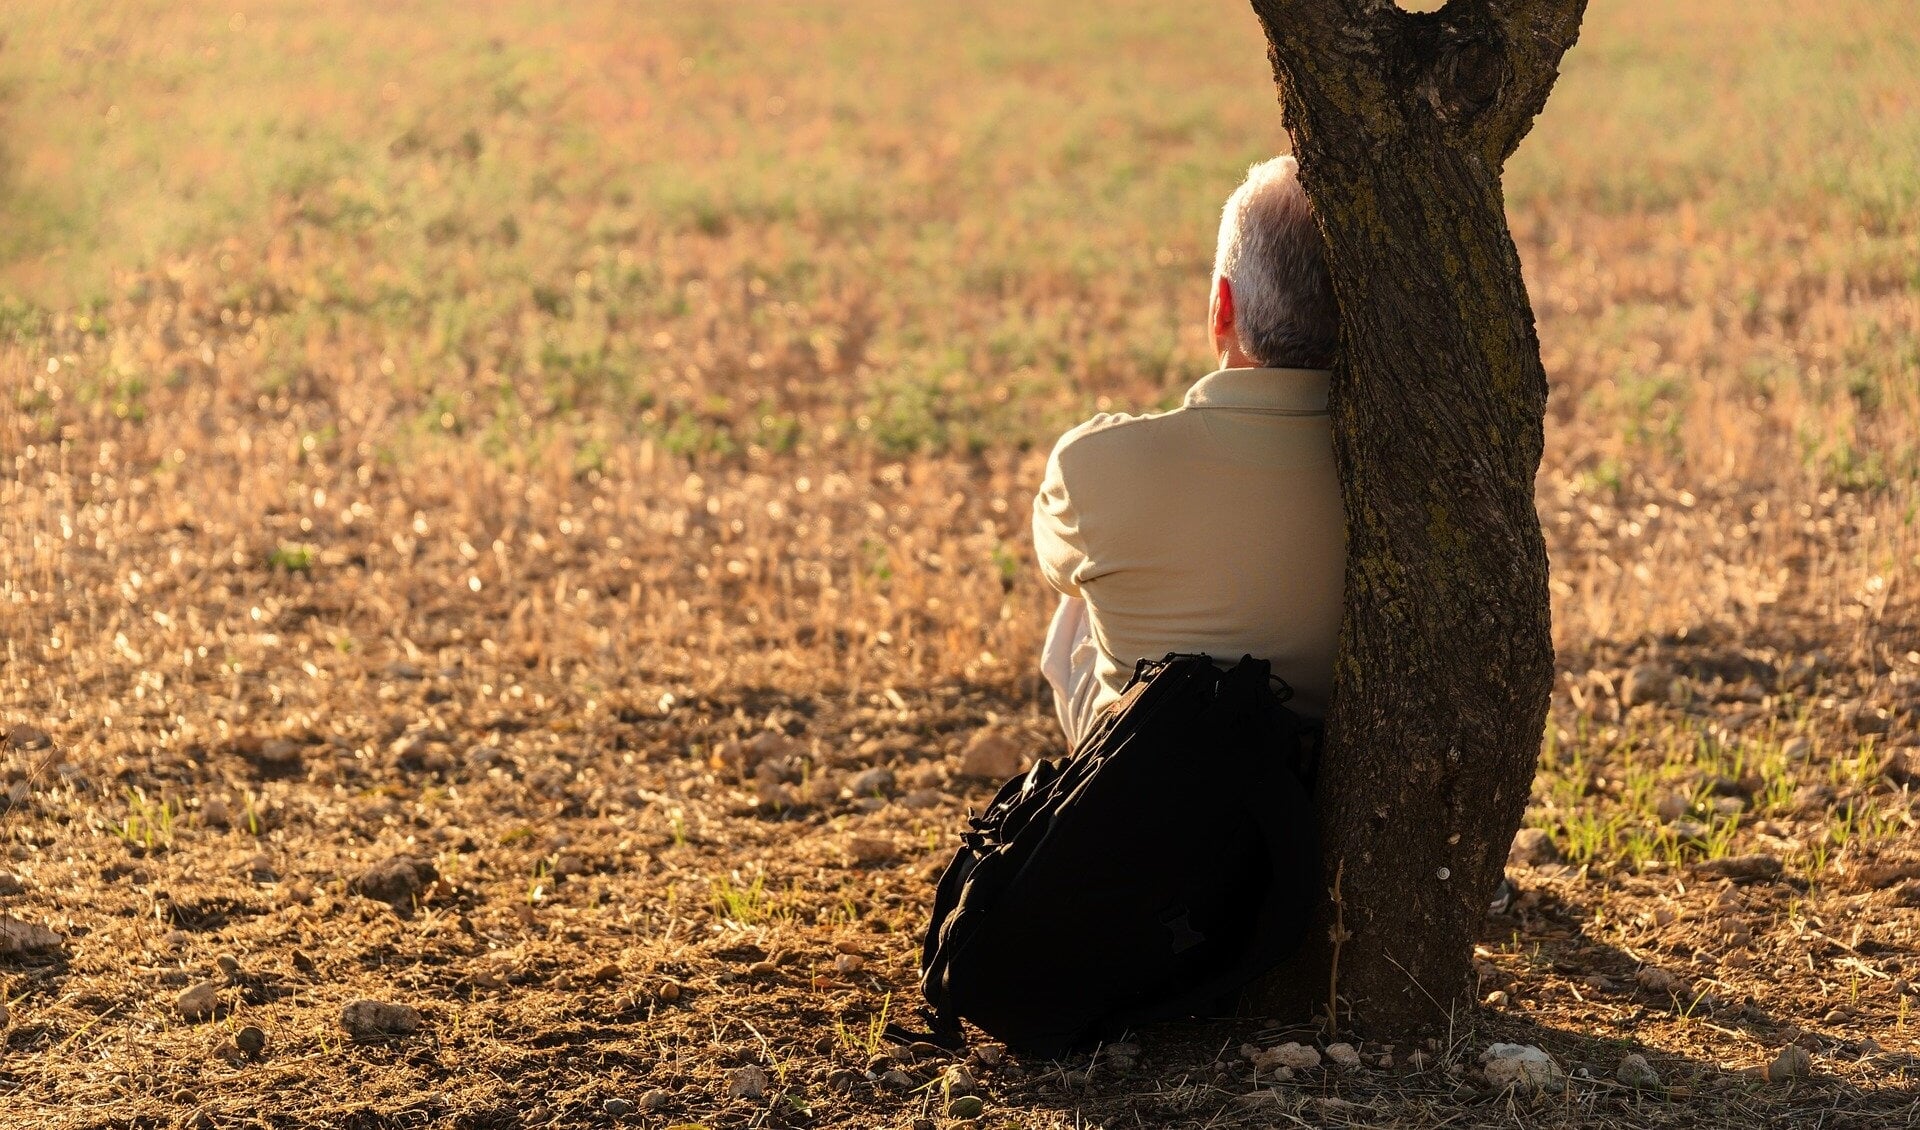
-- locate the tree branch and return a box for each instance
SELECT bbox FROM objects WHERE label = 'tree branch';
[1247,0,1383,49]
[1248,0,1397,140]
[1472,0,1590,163]
[1251,0,1585,172]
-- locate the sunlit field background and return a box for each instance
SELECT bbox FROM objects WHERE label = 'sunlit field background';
[2,1,1918,1126]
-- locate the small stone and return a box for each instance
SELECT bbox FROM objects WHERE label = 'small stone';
[1234,1090,1290,1112]
[340,999,421,1039]
[1694,853,1784,882]
[656,980,681,1002]
[1407,1050,1430,1071]
[177,980,222,1022]
[1654,792,1690,822]
[1849,704,1893,735]
[958,731,1026,780]
[636,1089,670,1112]
[0,999,10,1028]
[1244,1041,1319,1072]
[257,738,302,766]
[942,1064,977,1093]
[834,953,865,974]
[602,1098,634,1117]
[1616,1052,1660,1089]
[1480,1043,1563,1093]
[845,767,895,797]
[826,1069,862,1093]
[971,1043,1005,1067]
[1507,828,1560,867]
[216,955,241,978]
[1672,818,1709,840]
[726,1064,768,1100]
[1484,989,1510,1007]
[746,960,781,979]
[1792,783,1833,811]
[235,1025,267,1057]
[0,915,62,955]
[291,950,317,975]
[899,788,945,809]
[5,724,51,750]
[713,730,797,776]
[0,873,23,896]
[1850,861,1920,890]
[1636,966,1687,995]
[1873,748,1920,782]
[350,856,437,904]
[1782,736,1812,761]
[1766,1044,1813,1082]
[1324,1042,1361,1067]
[948,1094,986,1120]
[843,835,896,866]
[200,796,233,827]
[879,1068,917,1090]
[1621,664,1673,707]
[1822,1007,1850,1025]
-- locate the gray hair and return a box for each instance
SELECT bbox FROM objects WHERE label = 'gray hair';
[1212,156,1338,369]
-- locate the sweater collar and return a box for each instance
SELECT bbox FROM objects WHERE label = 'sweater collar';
[1184,367,1331,414]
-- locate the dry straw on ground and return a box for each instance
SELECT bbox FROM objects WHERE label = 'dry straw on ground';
[1,0,1917,1127]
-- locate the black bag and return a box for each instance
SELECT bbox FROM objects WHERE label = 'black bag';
[918,653,1320,1056]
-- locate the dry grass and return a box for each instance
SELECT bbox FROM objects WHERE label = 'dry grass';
[1,0,1918,1127]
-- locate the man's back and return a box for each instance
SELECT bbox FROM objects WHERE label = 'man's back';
[1034,366,1346,722]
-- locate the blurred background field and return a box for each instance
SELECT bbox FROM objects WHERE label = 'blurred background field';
[2,1,1918,1126]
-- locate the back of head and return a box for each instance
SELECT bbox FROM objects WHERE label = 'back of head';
[1213,156,1338,370]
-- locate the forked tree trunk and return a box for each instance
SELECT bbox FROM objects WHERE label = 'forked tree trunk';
[1241,0,1588,1036]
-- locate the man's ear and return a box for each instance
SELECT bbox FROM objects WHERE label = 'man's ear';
[1211,275,1235,345]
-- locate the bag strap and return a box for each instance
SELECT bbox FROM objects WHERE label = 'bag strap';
[884,1007,966,1050]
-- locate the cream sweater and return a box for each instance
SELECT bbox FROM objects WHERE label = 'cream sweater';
[1032,367,1347,719]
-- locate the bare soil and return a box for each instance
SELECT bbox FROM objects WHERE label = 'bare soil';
[2,438,1917,1129]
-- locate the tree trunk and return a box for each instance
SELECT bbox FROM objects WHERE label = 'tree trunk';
[1241,0,1587,1036]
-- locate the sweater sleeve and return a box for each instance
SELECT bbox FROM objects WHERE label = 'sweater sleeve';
[1032,430,1094,598]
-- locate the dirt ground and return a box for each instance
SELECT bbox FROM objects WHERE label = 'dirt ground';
[2,422,1917,1128]
[4,0,1920,1126]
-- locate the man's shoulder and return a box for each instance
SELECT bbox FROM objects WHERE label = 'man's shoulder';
[1048,403,1191,470]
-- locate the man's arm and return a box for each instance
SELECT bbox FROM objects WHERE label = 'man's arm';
[1032,435,1092,599]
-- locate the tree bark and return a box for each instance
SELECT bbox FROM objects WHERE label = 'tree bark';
[1240,0,1587,1036]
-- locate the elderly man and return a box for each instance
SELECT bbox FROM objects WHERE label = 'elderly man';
[1034,156,1345,749]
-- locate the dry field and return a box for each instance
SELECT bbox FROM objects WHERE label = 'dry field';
[2,0,1918,1127]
